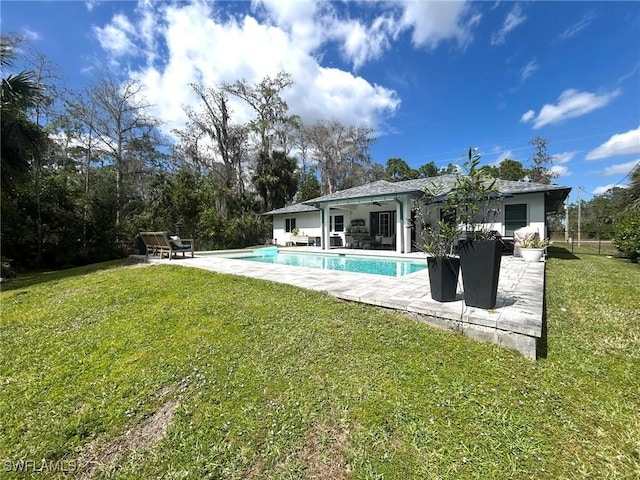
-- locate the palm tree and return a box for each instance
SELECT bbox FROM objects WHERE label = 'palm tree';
[1,35,47,187]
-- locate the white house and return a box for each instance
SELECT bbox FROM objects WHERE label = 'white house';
[263,176,571,254]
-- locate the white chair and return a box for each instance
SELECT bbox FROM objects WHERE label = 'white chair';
[345,235,355,248]
[381,233,395,249]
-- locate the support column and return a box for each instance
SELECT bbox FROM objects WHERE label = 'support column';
[322,205,330,251]
[396,200,403,254]
[403,198,411,254]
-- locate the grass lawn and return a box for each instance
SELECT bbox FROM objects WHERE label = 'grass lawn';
[1,250,639,479]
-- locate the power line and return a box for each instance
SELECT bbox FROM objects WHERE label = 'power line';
[610,160,640,189]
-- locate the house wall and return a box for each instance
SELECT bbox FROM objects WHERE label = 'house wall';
[501,193,547,238]
[416,192,548,240]
[272,211,321,245]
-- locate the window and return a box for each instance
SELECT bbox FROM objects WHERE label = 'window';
[379,212,390,237]
[504,204,527,236]
[285,218,296,233]
[330,215,344,232]
[370,211,395,237]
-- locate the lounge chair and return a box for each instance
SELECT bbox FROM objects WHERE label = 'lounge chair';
[140,231,194,260]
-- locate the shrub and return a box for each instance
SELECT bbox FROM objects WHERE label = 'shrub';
[614,208,640,262]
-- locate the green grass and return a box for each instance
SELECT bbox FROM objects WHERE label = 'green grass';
[1,251,639,479]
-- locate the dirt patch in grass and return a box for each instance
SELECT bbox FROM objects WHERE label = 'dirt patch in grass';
[271,416,352,480]
[299,420,351,479]
[76,386,179,478]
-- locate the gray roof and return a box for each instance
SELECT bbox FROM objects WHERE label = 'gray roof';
[262,203,320,216]
[303,175,570,205]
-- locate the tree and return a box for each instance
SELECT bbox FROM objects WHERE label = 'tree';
[223,71,296,158]
[174,83,249,213]
[297,166,322,202]
[528,136,558,184]
[417,161,439,178]
[439,163,458,175]
[252,150,299,211]
[368,163,389,181]
[1,34,52,267]
[500,159,527,181]
[623,163,640,209]
[0,34,48,189]
[482,159,526,181]
[74,73,161,231]
[386,157,418,181]
[614,208,640,262]
[305,119,376,194]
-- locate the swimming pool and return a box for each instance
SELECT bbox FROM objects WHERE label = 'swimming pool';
[225,247,426,277]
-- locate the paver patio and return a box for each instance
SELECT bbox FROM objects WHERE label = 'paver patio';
[141,247,545,359]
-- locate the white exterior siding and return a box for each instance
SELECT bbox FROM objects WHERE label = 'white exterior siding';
[418,192,548,239]
[272,211,321,245]
[501,193,546,238]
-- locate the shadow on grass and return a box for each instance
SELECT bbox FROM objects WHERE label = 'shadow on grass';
[547,246,580,260]
[537,276,548,359]
[0,258,138,292]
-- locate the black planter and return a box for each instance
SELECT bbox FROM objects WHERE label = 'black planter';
[427,256,461,302]
[458,239,502,309]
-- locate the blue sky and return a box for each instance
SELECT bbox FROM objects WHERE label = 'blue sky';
[3,1,639,203]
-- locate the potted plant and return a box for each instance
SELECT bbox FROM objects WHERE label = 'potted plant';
[520,234,548,262]
[445,148,504,309]
[421,220,461,302]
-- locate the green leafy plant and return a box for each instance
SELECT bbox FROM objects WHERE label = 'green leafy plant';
[418,182,461,258]
[520,234,548,249]
[447,148,502,240]
[291,227,300,236]
[614,208,640,262]
[421,220,460,258]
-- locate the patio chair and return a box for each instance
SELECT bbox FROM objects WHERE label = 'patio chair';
[345,235,356,248]
[381,233,395,249]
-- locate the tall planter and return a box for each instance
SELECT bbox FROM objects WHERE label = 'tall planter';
[458,239,502,309]
[427,256,461,302]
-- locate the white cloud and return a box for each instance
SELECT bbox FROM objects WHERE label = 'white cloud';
[400,1,480,50]
[592,184,627,195]
[521,88,621,129]
[520,109,535,123]
[254,0,327,52]
[550,165,570,177]
[93,13,138,57]
[556,11,595,42]
[492,149,515,165]
[491,4,526,46]
[586,126,640,160]
[21,28,42,42]
[255,0,479,70]
[94,1,401,140]
[521,59,538,81]
[603,159,640,176]
[554,151,576,165]
[85,1,101,12]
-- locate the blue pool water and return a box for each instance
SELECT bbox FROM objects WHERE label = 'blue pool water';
[228,248,426,277]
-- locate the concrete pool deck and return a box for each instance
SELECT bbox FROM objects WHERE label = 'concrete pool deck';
[141,247,545,359]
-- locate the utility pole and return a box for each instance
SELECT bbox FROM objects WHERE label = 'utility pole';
[577,187,582,247]
[564,202,569,242]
